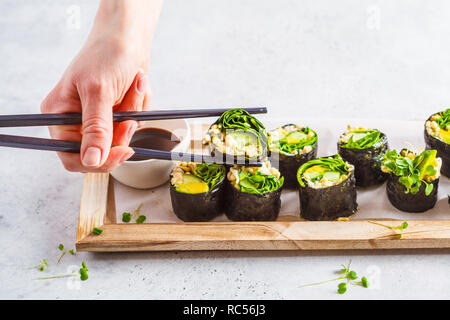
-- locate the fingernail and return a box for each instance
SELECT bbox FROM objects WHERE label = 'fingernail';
[137,74,147,94]
[82,147,101,167]
[128,122,138,140]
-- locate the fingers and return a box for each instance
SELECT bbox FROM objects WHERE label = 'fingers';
[48,125,85,172]
[116,70,147,112]
[115,69,147,137]
[42,70,147,173]
[78,81,114,168]
[55,146,134,173]
[97,146,135,171]
[78,71,148,170]
[112,120,137,146]
[47,122,134,172]
[143,81,152,111]
[137,77,152,128]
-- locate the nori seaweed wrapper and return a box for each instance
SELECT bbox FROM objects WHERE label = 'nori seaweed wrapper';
[337,132,389,187]
[298,171,358,221]
[206,108,268,163]
[225,181,282,221]
[170,176,226,222]
[424,126,450,178]
[269,125,318,189]
[386,173,439,212]
[271,146,317,189]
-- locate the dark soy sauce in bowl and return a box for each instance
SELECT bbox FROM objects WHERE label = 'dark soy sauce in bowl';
[128,127,181,161]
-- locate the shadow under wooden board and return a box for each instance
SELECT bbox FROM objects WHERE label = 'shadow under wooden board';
[75,120,450,252]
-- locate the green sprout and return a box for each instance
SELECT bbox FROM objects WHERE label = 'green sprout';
[337,282,347,294]
[122,203,146,224]
[348,270,357,280]
[39,260,48,271]
[360,276,370,288]
[79,261,88,281]
[122,212,131,222]
[56,243,75,264]
[35,261,89,281]
[30,259,48,272]
[368,221,409,239]
[135,215,146,224]
[92,227,103,235]
[299,259,370,295]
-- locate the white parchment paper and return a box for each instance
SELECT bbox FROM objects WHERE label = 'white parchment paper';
[114,118,449,222]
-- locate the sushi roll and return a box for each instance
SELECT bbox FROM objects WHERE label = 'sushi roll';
[381,149,441,212]
[424,109,450,177]
[337,126,389,187]
[297,155,358,221]
[203,108,268,164]
[225,161,284,221]
[269,124,318,189]
[170,162,226,222]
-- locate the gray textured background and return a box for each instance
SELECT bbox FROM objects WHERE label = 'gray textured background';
[0,0,449,299]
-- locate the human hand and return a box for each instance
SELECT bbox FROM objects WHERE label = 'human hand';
[41,0,159,173]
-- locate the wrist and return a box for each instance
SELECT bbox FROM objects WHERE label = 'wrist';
[90,0,162,55]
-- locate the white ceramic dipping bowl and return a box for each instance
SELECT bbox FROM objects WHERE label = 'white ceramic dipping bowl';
[111,119,191,189]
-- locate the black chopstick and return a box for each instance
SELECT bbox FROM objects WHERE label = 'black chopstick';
[0,107,267,128]
[0,134,263,166]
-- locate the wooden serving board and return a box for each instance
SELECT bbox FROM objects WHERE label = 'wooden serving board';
[75,120,450,252]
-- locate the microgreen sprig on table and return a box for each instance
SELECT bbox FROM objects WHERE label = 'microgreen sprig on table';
[56,244,75,264]
[79,261,89,281]
[299,259,369,294]
[369,221,409,239]
[122,203,146,223]
[29,259,48,272]
[35,261,88,281]
[92,227,103,235]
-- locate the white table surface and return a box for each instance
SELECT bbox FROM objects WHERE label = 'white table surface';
[0,0,449,300]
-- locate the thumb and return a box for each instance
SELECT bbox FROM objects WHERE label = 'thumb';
[80,88,114,168]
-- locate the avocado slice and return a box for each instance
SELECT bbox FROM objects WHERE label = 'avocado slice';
[285,130,307,143]
[182,174,203,184]
[176,183,209,194]
[176,174,209,194]
[416,150,437,180]
[439,129,450,144]
[303,165,327,180]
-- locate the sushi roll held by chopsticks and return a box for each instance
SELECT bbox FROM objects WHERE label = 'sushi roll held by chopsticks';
[170,162,226,222]
[297,155,358,221]
[225,161,284,221]
[424,109,450,177]
[337,126,389,187]
[203,108,268,163]
[381,149,441,213]
[268,124,318,189]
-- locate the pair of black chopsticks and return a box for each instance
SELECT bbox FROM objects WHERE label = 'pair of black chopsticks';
[0,107,267,166]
